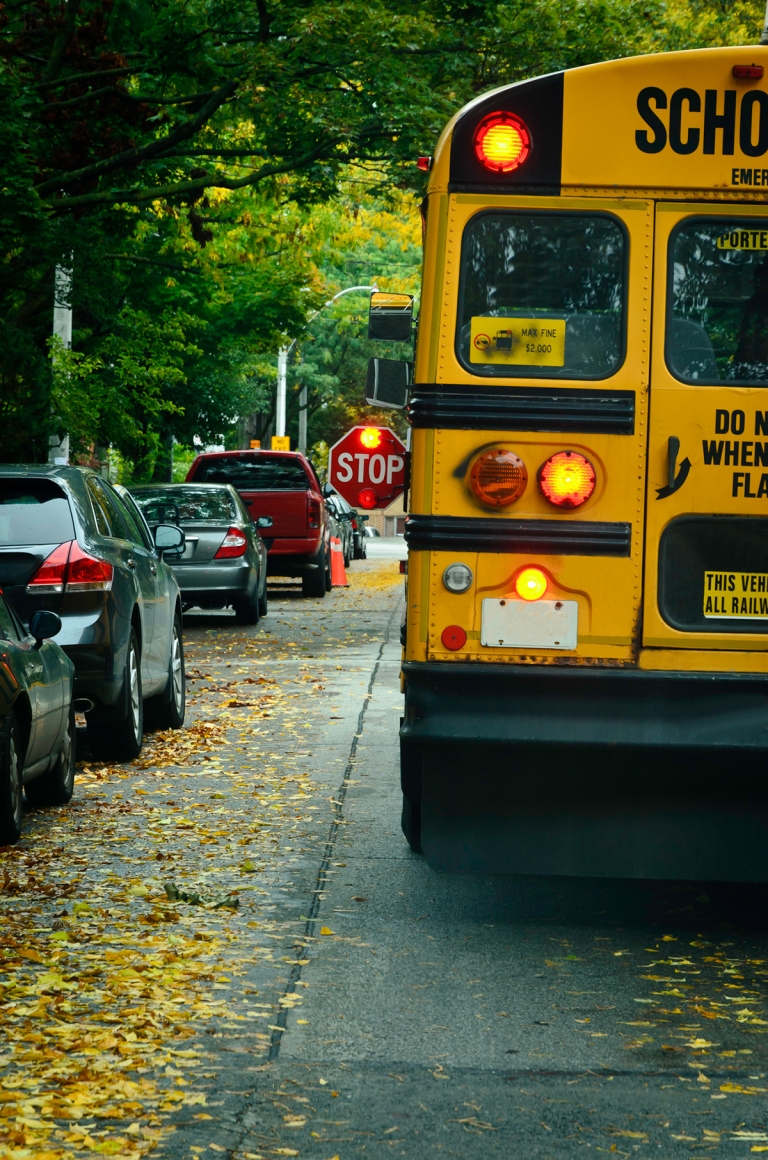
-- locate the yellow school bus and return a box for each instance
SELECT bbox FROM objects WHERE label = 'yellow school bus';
[396,45,768,881]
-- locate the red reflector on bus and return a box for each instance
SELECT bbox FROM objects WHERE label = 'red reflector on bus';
[469,448,527,506]
[538,451,596,509]
[441,625,467,651]
[733,64,764,78]
[417,156,432,171]
[474,112,530,173]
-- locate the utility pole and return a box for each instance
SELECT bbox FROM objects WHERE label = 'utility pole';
[277,285,377,455]
[49,263,72,465]
[761,0,768,43]
[276,347,288,438]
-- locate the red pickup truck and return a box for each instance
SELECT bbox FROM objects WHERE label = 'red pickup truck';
[186,450,331,597]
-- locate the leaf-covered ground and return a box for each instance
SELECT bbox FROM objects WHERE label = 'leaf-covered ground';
[0,558,404,1159]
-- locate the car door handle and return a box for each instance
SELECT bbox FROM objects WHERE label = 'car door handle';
[150,564,157,575]
[127,558,137,569]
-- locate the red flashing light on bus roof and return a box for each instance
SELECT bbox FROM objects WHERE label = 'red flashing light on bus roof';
[474,112,531,173]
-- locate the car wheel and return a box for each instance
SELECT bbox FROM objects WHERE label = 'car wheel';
[0,713,23,845]
[25,702,76,807]
[234,587,260,625]
[258,578,268,618]
[302,550,327,598]
[88,628,143,762]
[145,616,186,730]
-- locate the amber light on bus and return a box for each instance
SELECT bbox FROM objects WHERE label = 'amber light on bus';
[474,112,530,173]
[515,567,548,602]
[469,448,527,507]
[360,427,382,449]
[538,451,595,509]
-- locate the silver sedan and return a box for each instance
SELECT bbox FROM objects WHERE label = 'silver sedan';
[129,483,270,625]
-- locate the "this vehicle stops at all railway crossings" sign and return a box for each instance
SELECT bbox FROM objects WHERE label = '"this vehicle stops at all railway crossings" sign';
[328,426,407,510]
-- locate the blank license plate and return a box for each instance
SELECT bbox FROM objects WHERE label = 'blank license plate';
[481,598,578,650]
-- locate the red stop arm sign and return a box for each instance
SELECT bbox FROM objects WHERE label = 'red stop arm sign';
[328,426,407,510]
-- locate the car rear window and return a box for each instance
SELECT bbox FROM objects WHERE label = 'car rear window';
[194,456,310,491]
[0,480,75,545]
[131,486,237,525]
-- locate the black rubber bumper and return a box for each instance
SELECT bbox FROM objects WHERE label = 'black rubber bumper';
[401,660,768,752]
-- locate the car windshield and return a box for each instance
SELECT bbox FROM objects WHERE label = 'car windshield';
[0,480,75,544]
[194,456,309,491]
[667,218,768,385]
[457,211,626,379]
[131,486,237,525]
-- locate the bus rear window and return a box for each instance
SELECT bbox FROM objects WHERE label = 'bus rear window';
[194,456,310,491]
[667,218,768,386]
[0,480,74,545]
[457,211,626,379]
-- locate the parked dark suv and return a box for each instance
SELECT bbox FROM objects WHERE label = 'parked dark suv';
[0,466,186,761]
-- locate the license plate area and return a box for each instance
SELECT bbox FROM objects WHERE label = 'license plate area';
[481,598,578,650]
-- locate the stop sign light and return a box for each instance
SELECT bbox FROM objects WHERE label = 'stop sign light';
[327,426,407,510]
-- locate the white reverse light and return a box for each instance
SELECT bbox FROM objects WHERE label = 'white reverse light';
[443,563,474,593]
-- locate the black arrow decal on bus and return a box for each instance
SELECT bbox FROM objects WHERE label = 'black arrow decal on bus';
[656,435,691,498]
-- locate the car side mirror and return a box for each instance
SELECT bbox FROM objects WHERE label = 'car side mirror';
[255,515,273,529]
[368,291,413,342]
[365,358,411,409]
[29,609,62,648]
[322,483,334,498]
[359,513,370,522]
[154,523,185,557]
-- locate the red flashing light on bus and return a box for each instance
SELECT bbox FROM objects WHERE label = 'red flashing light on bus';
[538,451,596,509]
[474,112,530,173]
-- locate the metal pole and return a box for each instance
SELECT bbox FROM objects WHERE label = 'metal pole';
[276,346,287,437]
[275,285,378,452]
[761,0,768,43]
[298,384,308,454]
[49,263,73,465]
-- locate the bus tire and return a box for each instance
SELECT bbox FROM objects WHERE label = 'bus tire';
[401,794,422,854]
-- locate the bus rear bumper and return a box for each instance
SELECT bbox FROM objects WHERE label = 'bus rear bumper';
[401,661,768,881]
[401,660,768,751]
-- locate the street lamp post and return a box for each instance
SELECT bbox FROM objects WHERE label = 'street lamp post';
[275,284,377,453]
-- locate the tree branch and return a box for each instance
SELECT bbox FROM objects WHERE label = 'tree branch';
[39,0,81,85]
[35,79,239,196]
[105,254,204,275]
[36,65,140,91]
[255,0,271,43]
[42,134,345,211]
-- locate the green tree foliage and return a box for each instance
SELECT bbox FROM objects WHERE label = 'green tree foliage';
[0,0,763,465]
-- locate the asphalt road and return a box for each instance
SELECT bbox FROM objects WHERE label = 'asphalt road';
[166,563,768,1160]
[6,555,768,1160]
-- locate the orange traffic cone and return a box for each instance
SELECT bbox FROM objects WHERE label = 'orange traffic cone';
[330,537,348,587]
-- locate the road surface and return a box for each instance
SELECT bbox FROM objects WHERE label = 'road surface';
[3,557,768,1160]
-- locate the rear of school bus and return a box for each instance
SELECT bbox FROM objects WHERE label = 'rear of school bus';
[400,46,768,880]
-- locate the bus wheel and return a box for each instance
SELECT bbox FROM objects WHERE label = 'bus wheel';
[401,794,422,854]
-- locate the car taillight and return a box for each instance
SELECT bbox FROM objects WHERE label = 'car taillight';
[308,499,321,530]
[26,541,73,594]
[474,111,531,173]
[66,542,114,591]
[351,518,358,530]
[515,567,548,601]
[538,451,596,509]
[214,527,248,559]
[469,448,527,507]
